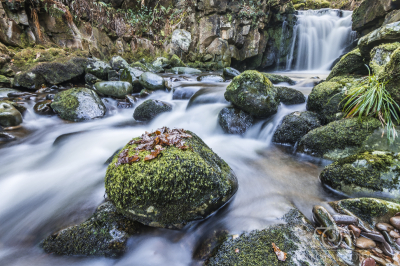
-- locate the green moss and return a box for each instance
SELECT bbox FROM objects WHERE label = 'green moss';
[327,49,368,81]
[294,3,306,9]
[370,43,400,76]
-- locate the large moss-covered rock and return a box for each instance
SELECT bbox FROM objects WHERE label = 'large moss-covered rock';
[41,201,144,257]
[224,70,279,118]
[358,22,400,56]
[369,43,400,76]
[0,101,23,127]
[321,151,400,201]
[327,49,368,80]
[262,73,296,85]
[94,81,133,98]
[105,130,238,229]
[276,87,306,105]
[218,107,254,135]
[297,117,382,160]
[352,0,395,33]
[51,88,106,122]
[133,99,172,121]
[138,72,165,91]
[86,58,112,80]
[273,111,321,145]
[170,54,186,68]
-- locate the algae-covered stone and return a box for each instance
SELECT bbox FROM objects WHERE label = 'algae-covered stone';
[86,58,112,80]
[327,49,368,81]
[276,86,306,105]
[297,117,382,160]
[370,42,400,76]
[105,130,238,229]
[378,47,400,106]
[94,81,133,98]
[171,67,202,74]
[358,22,400,56]
[51,88,106,122]
[223,67,240,79]
[152,57,170,69]
[120,68,143,93]
[170,54,185,67]
[130,61,150,72]
[133,99,172,121]
[110,56,129,71]
[41,201,144,257]
[224,70,279,118]
[0,75,11,86]
[34,100,53,115]
[85,73,101,85]
[312,205,340,244]
[218,107,253,135]
[262,73,296,85]
[273,111,320,145]
[321,151,400,201]
[138,72,165,91]
[0,101,23,127]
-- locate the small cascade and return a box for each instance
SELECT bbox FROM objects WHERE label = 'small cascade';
[288,9,357,71]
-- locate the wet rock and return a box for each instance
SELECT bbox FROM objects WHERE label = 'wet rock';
[369,43,400,76]
[171,29,192,52]
[171,67,202,74]
[390,216,400,230]
[41,201,144,257]
[0,75,11,86]
[358,22,400,56]
[327,49,368,80]
[133,99,172,121]
[85,58,112,80]
[94,81,133,98]
[297,117,381,160]
[320,151,400,200]
[312,205,340,244]
[120,68,143,93]
[125,95,138,105]
[0,88,20,98]
[85,73,101,85]
[34,100,53,115]
[169,54,185,68]
[130,61,150,72]
[218,107,253,135]
[0,131,16,142]
[46,94,55,100]
[332,214,358,225]
[273,111,321,145]
[110,56,129,71]
[197,75,225,82]
[105,129,238,229]
[0,101,23,127]
[187,87,228,109]
[361,258,376,266]
[152,57,170,69]
[108,70,119,81]
[377,47,400,106]
[172,87,199,100]
[262,73,296,85]
[376,222,394,232]
[223,67,240,79]
[390,230,400,238]
[349,224,361,237]
[224,70,279,118]
[276,86,306,105]
[356,237,376,249]
[139,72,165,91]
[139,89,152,97]
[51,88,106,122]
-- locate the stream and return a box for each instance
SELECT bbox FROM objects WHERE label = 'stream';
[0,71,344,265]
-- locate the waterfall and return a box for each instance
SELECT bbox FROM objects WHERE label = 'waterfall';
[288,9,357,71]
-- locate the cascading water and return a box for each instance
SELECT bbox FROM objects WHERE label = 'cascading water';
[287,9,357,71]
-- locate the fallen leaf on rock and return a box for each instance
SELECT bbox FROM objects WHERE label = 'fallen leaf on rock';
[272,243,286,262]
[235,248,239,253]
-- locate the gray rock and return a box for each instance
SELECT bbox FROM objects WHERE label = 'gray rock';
[358,22,400,55]
[171,29,192,52]
[197,75,225,82]
[94,82,133,98]
[0,88,20,98]
[276,86,306,105]
[110,56,129,71]
[172,87,199,100]
[133,99,172,121]
[218,107,253,135]
[85,58,112,80]
[223,67,241,79]
[34,100,54,115]
[152,57,170,69]
[85,73,101,85]
[171,67,202,74]
[0,101,23,127]
[139,72,165,91]
[262,73,296,85]
[120,68,144,93]
[187,87,228,109]
[108,70,119,81]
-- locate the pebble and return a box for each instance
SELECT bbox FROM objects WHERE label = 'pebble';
[376,222,394,232]
[390,230,400,238]
[332,215,358,225]
[390,217,400,230]
[361,258,376,266]
[349,224,361,237]
[356,237,376,249]
[396,238,400,246]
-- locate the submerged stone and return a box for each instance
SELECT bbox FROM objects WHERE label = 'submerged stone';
[224,70,279,118]
[276,86,306,105]
[41,201,144,257]
[223,67,240,79]
[187,87,227,109]
[34,100,53,115]
[133,99,172,121]
[51,88,106,122]
[0,101,23,127]
[94,81,133,98]
[105,130,238,229]
[218,107,253,135]
[139,72,165,91]
[262,73,296,85]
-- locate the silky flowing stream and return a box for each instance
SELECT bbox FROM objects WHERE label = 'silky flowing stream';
[0,72,341,265]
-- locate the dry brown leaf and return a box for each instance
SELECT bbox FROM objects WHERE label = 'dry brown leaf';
[393,253,400,265]
[272,243,287,262]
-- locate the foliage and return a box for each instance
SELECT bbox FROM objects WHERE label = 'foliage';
[343,66,400,142]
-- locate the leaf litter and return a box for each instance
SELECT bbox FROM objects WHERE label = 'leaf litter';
[272,243,287,262]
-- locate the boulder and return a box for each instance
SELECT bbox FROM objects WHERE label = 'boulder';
[187,87,228,109]
[105,128,238,228]
[327,49,368,80]
[172,86,200,100]
[152,57,170,69]
[133,99,172,121]
[369,42,400,75]
[321,151,400,201]
[223,67,240,79]
[130,61,150,72]
[51,88,106,122]
[138,72,165,91]
[224,70,279,118]
[94,81,133,98]
[169,54,185,68]
[262,73,296,85]
[171,29,192,52]
[108,70,119,81]
[0,101,23,127]
[377,47,400,106]
[85,58,112,80]
[218,107,254,135]
[171,67,202,74]
[273,111,321,145]
[297,117,381,160]
[0,75,11,86]
[41,201,144,257]
[197,75,225,82]
[85,73,101,85]
[110,56,129,71]
[34,100,54,115]
[120,68,143,93]
[276,86,306,105]
[358,22,400,56]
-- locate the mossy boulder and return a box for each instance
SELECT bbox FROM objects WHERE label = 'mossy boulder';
[218,107,254,135]
[273,111,321,145]
[370,42,400,76]
[358,22,400,56]
[120,69,143,93]
[138,72,165,91]
[105,130,238,229]
[171,67,202,74]
[152,57,170,69]
[223,67,240,79]
[326,49,368,81]
[85,58,112,80]
[41,201,144,257]
[321,151,400,201]
[85,73,101,85]
[224,70,279,118]
[170,54,186,67]
[262,73,296,85]
[94,81,133,98]
[0,101,23,127]
[276,87,306,105]
[130,61,150,72]
[0,75,11,86]
[133,99,172,121]
[51,88,106,122]
[297,117,382,160]
[110,56,129,71]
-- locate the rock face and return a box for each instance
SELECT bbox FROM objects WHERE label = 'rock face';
[41,201,144,257]
[370,42,400,75]
[0,101,23,127]
[276,86,306,105]
[218,107,253,135]
[94,81,133,98]
[358,22,400,56]
[105,129,238,229]
[224,70,279,118]
[138,72,165,90]
[273,111,321,145]
[262,73,295,85]
[51,88,106,122]
[133,99,172,121]
[321,151,400,201]
[297,117,382,160]
[327,49,368,80]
